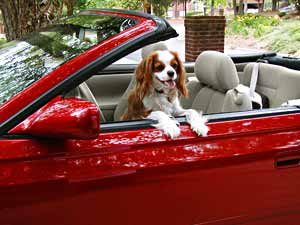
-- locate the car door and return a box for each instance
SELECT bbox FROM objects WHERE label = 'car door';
[1,107,300,225]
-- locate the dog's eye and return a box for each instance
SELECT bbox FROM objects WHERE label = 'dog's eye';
[171,63,178,70]
[155,64,165,72]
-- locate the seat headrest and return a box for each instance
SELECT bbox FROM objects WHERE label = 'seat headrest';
[195,51,239,93]
[141,42,168,59]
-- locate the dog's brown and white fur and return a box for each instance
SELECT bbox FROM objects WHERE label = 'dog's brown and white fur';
[122,50,208,139]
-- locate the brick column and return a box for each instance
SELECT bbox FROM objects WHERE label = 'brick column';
[185,16,226,62]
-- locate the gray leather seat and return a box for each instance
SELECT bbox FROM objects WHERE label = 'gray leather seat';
[181,51,253,114]
[113,42,168,121]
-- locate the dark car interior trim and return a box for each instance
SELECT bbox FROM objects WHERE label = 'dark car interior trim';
[230,52,300,71]
[0,10,178,136]
[230,52,277,63]
[264,55,300,71]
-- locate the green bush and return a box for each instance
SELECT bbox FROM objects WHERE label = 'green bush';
[186,11,204,16]
[0,38,6,47]
[226,14,280,38]
[262,20,300,55]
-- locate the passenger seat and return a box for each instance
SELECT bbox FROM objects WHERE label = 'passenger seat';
[240,63,300,107]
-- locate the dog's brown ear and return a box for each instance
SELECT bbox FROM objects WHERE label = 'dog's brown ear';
[134,53,156,99]
[171,51,188,97]
[135,53,156,81]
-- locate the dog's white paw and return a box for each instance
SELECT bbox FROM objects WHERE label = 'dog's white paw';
[147,111,180,139]
[191,121,209,137]
[153,120,180,139]
[185,110,209,137]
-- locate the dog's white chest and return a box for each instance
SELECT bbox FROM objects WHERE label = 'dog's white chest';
[143,94,175,116]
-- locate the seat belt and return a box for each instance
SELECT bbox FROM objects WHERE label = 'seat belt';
[235,63,262,109]
[249,63,263,109]
[249,63,259,101]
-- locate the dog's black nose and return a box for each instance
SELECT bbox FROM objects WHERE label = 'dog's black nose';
[167,70,174,77]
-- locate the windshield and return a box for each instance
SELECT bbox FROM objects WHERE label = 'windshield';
[0,14,138,104]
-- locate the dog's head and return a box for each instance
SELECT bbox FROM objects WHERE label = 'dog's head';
[135,50,188,99]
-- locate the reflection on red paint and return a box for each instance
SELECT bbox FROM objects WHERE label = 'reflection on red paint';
[1,113,300,186]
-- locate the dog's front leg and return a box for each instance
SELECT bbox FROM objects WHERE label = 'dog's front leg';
[173,99,209,137]
[147,111,180,139]
[182,109,209,137]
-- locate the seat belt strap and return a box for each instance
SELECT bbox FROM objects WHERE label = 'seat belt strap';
[249,63,259,99]
[234,63,262,109]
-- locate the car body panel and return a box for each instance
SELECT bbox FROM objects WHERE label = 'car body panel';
[1,113,300,180]
[1,113,300,224]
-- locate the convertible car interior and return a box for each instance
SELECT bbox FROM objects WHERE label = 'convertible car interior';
[67,43,300,124]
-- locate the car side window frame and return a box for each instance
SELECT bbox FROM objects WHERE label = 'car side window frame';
[99,106,300,133]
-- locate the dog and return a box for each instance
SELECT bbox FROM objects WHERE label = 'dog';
[122,50,209,139]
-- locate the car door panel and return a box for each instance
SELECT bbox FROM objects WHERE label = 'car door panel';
[1,156,300,225]
[0,113,300,224]
[0,138,67,186]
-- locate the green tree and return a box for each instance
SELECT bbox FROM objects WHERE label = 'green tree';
[294,0,300,11]
[94,0,141,10]
[0,0,65,41]
[238,0,244,15]
[75,0,97,10]
[0,0,99,41]
[232,0,238,16]
[117,0,142,10]
[151,0,173,16]
[204,0,228,15]
[272,0,278,11]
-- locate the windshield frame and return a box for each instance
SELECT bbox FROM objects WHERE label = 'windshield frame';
[0,9,178,135]
[0,13,139,106]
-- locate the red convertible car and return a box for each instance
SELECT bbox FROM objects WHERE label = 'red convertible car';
[1,9,300,225]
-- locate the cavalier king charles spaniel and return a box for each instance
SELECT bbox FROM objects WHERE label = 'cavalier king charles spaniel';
[122,50,209,139]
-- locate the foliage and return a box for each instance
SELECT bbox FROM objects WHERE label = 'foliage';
[90,0,117,9]
[0,38,6,46]
[88,0,142,10]
[0,1,64,40]
[67,0,145,13]
[75,0,97,10]
[115,0,143,10]
[206,0,228,8]
[186,11,204,16]
[292,0,300,11]
[151,0,174,16]
[262,20,300,55]
[226,14,280,38]
[152,5,165,16]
